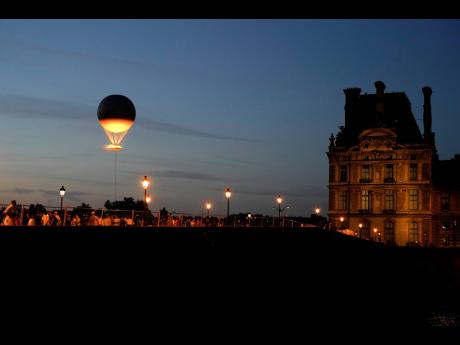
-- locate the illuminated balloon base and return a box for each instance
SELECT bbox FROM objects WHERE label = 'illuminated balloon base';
[105,144,123,151]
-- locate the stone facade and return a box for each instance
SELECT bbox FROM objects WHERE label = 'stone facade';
[327,82,460,247]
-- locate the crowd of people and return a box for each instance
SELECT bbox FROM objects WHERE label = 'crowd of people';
[0,200,141,227]
[1,199,323,228]
[0,200,231,227]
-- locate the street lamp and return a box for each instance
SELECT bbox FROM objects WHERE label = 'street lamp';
[146,195,152,205]
[206,202,212,217]
[59,186,66,210]
[225,187,232,222]
[59,186,66,226]
[141,176,150,226]
[315,207,320,216]
[359,223,363,238]
[277,195,283,224]
[248,212,252,227]
[373,228,378,241]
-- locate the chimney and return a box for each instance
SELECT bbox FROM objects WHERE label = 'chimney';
[422,86,432,143]
[343,87,361,129]
[374,81,386,97]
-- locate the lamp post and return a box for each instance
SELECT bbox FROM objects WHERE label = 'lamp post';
[225,187,232,224]
[145,195,152,226]
[315,207,321,228]
[142,176,150,226]
[340,216,344,230]
[248,212,252,227]
[206,202,212,218]
[359,223,363,238]
[277,195,283,225]
[59,186,66,211]
[373,227,378,241]
[59,186,66,226]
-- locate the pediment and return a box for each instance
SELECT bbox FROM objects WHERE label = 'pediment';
[358,128,397,151]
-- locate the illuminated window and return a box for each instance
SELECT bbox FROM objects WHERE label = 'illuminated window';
[360,165,371,182]
[361,190,370,211]
[410,164,417,181]
[384,222,395,243]
[384,190,394,210]
[385,164,394,179]
[408,222,419,244]
[409,190,418,210]
[339,191,348,210]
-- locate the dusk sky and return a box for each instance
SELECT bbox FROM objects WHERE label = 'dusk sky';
[0,19,459,216]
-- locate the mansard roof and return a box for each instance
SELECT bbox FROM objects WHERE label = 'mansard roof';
[335,91,424,148]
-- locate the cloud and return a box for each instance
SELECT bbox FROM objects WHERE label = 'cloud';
[221,185,327,199]
[0,188,92,203]
[0,93,257,143]
[38,189,91,202]
[138,118,258,143]
[0,93,92,121]
[0,188,35,195]
[125,169,223,182]
[0,37,262,86]
[11,188,35,194]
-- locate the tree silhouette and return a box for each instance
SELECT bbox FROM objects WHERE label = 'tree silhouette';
[72,202,92,216]
[104,197,144,211]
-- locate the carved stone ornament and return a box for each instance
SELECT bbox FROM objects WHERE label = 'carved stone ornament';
[358,128,397,152]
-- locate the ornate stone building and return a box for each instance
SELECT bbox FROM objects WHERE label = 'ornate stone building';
[327,81,460,247]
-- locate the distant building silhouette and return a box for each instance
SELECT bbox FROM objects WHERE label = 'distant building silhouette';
[328,81,460,247]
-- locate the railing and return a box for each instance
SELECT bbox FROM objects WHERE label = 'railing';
[358,209,372,214]
[0,204,316,228]
[382,209,396,214]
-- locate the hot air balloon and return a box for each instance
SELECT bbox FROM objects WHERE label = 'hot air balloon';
[97,95,136,200]
[97,95,136,151]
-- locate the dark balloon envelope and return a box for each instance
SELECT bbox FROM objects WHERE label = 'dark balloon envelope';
[97,95,136,121]
[97,94,136,135]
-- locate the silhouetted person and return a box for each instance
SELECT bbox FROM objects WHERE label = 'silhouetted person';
[88,211,99,226]
[50,211,61,226]
[2,200,17,226]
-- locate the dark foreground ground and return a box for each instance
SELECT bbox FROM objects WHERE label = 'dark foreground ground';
[0,226,459,341]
